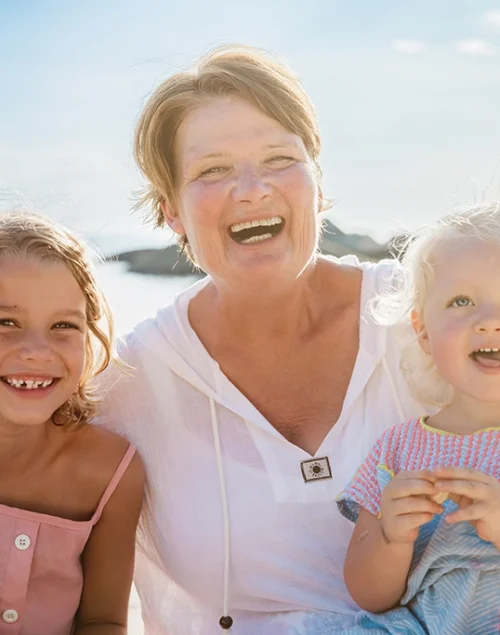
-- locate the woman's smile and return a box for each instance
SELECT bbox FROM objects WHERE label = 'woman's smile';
[228,216,285,244]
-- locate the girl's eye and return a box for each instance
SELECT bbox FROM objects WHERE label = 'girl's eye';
[449,296,473,308]
[52,322,80,330]
[0,319,17,327]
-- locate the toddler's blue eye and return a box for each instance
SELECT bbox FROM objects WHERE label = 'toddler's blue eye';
[451,297,472,307]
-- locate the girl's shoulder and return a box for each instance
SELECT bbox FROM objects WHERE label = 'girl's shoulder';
[375,417,423,450]
[67,425,143,517]
[72,423,130,461]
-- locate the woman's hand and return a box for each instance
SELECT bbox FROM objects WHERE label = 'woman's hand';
[380,470,443,544]
[434,467,500,550]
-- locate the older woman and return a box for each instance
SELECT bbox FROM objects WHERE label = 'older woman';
[98,46,426,634]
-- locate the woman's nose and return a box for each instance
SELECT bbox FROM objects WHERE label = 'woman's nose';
[232,166,272,204]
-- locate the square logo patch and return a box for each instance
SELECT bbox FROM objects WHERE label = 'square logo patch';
[300,456,332,483]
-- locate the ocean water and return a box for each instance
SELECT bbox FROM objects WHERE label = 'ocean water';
[96,262,201,633]
[97,261,201,335]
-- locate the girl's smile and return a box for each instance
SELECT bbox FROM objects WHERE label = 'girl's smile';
[413,238,500,427]
[0,255,86,427]
[0,373,60,398]
[469,347,500,373]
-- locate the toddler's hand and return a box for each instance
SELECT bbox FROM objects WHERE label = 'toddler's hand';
[434,467,500,550]
[380,470,443,544]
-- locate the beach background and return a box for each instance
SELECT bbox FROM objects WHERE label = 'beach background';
[2,0,500,631]
[2,0,500,248]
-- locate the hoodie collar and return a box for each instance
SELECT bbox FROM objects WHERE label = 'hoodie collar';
[132,258,388,436]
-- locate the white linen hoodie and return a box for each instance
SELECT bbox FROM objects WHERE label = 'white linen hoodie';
[96,257,427,635]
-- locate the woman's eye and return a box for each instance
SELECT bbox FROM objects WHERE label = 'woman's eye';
[268,156,296,165]
[199,166,227,178]
[450,296,473,308]
[0,319,16,327]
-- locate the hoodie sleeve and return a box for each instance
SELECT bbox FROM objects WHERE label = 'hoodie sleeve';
[92,331,145,438]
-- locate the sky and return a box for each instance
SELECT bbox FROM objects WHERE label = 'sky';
[1,0,500,247]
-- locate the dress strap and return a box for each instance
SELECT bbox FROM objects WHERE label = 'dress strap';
[91,444,137,524]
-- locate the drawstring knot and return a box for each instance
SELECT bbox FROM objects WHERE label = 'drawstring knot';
[219,615,233,630]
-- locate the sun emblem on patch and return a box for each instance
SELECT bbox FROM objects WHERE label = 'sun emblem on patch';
[300,456,332,483]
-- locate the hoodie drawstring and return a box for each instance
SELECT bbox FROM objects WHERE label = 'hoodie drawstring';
[207,354,402,631]
[209,367,233,630]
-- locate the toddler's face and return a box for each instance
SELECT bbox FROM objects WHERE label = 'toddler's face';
[413,238,500,404]
[0,255,87,428]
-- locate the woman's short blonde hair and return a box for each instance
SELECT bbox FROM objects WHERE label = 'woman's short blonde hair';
[373,202,500,406]
[0,212,115,429]
[134,45,327,257]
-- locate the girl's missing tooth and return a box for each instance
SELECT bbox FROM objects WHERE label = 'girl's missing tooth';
[337,203,500,635]
[0,212,144,635]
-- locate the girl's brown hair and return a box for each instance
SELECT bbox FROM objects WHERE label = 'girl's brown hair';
[0,212,115,429]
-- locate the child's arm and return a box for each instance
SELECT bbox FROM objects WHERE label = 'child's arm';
[344,470,442,613]
[344,508,413,612]
[74,453,145,635]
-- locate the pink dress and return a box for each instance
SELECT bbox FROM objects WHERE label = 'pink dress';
[0,445,136,635]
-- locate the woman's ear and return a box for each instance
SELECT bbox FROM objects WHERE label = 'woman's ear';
[411,310,431,355]
[161,200,185,236]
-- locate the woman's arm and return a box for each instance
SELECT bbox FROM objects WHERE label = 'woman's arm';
[74,453,145,635]
[344,508,413,612]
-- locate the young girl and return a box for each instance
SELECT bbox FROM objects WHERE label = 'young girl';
[336,203,500,635]
[0,212,144,635]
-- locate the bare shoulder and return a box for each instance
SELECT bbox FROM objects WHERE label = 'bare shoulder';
[66,424,144,513]
[76,424,130,463]
[316,256,363,311]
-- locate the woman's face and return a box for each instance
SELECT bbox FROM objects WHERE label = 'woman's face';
[165,96,320,287]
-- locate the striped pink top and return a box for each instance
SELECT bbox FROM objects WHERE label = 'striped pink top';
[338,417,500,522]
[0,444,136,635]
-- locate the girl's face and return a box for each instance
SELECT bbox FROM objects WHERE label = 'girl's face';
[0,256,87,428]
[413,239,500,404]
[164,96,320,289]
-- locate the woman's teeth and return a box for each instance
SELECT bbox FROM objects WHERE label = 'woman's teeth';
[229,216,284,244]
[3,377,54,389]
[230,216,283,234]
[241,233,273,244]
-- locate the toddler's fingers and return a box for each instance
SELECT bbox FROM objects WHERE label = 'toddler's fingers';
[391,496,442,517]
[397,469,436,481]
[445,502,491,524]
[389,478,438,501]
[433,467,492,484]
[435,479,489,502]
[394,512,435,535]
